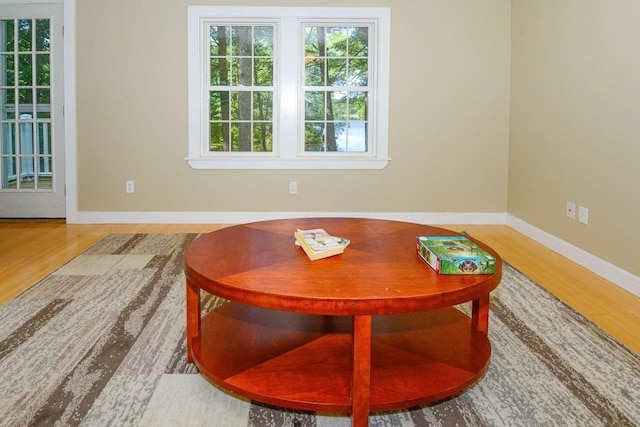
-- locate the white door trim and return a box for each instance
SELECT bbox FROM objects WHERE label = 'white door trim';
[63,0,76,222]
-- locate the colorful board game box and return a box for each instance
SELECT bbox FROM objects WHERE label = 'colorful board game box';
[416,236,496,275]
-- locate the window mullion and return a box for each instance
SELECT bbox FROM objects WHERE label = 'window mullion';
[278,16,298,158]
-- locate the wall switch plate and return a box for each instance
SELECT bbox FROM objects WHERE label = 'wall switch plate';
[288,181,297,195]
[566,201,576,219]
[578,206,589,224]
[126,181,135,194]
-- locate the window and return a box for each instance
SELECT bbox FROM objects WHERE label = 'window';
[187,6,390,169]
[1,17,53,189]
[208,24,274,153]
[303,25,369,153]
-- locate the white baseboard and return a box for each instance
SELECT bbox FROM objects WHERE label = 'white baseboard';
[69,210,508,225]
[507,214,640,298]
[68,210,639,297]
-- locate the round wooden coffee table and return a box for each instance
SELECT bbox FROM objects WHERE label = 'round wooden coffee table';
[185,218,501,427]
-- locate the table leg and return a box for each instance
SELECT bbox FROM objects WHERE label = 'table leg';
[186,279,200,364]
[472,293,490,335]
[352,315,372,427]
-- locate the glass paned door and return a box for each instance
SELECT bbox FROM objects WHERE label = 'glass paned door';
[0,4,64,218]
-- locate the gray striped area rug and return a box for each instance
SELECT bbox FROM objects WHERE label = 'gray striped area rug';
[0,233,638,426]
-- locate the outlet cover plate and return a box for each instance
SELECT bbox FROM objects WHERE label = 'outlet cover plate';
[566,201,576,219]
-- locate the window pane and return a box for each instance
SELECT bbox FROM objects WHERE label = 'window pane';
[349,91,368,121]
[231,57,253,86]
[18,88,33,116]
[348,58,368,86]
[18,54,32,86]
[209,122,227,151]
[230,91,252,120]
[19,122,35,154]
[36,88,51,118]
[210,57,229,85]
[345,122,367,152]
[304,123,324,151]
[1,54,15,85]
[304,26,319,56]
[252,91,272,120]
[37,156,53,189]
[36,54,49,86]
[348,27,368,57]
[329,91,347,121]
[17,20,32,52]
[20,156,35,188]
[38,155,51,170]
[35,20,50,52]
[305,58,324,86]
[305,91,324,120]
[231,26,252,56]
[1,156,16,188]
[1,89,16,119]
[324,122,340,151]
[327,58,346,86]
[231,122,251,151]
[210,26,230,56]
[253,123,272,151]
[254,58,272,86]
[1,20,15,52]
[2,123,16,154]
[253,26,273,56]
[36,122,51,155]
[325,27,347,57]
[209,91,226,120]
[229,92,238,120]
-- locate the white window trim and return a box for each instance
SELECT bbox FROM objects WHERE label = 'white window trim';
[186,6,390,170]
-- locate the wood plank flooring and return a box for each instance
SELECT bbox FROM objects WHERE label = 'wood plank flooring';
[1,221,638,354]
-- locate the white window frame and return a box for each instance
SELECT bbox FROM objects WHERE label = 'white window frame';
[187,6,390,170]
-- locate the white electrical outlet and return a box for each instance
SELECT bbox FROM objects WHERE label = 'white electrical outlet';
[578,206,589,225]
[566,201,576,219]
[288,181,297,195]
[126,181,135,194]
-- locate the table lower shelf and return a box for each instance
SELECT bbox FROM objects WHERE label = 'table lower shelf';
[190,302,491,413]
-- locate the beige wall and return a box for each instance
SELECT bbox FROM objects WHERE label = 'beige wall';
[75,0,510,213]
[509,0,640,276]
[75,0,640,277]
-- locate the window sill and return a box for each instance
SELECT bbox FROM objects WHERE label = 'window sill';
[185,156,390,170]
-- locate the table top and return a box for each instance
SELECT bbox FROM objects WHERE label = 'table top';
[184,218,502,316]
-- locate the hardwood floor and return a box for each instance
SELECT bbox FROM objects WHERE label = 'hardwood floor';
[1,221,638,354]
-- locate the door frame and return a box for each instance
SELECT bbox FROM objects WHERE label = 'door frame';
[62,0,77,222]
